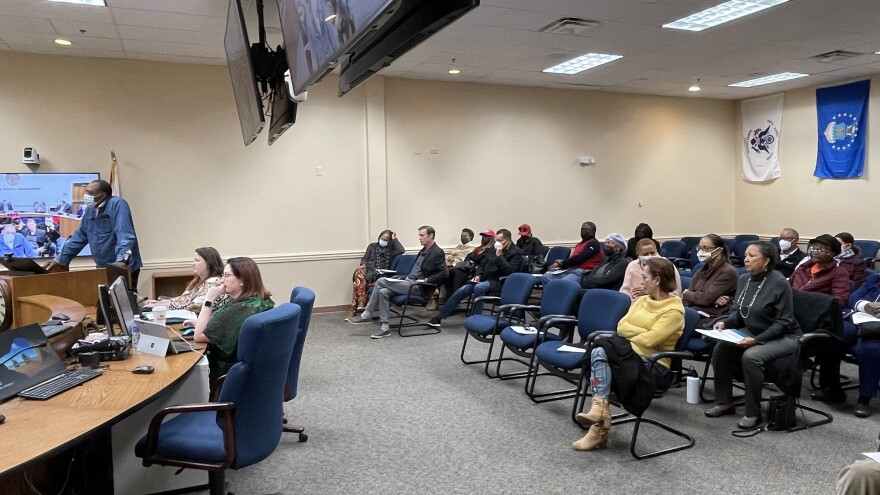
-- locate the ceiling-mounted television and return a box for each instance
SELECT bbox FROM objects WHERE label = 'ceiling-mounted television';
[268,47,299,146]
[338,0,479,96]
[277,0,401,95]
[225,0,265,146]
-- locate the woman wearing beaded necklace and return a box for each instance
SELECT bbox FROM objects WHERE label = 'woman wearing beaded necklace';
[704,241,802,429]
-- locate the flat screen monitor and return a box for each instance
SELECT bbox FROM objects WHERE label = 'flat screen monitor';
[0,172,98,259]
[277,0,400,95]
[268,49,299,145]
[225,0,265,146]
[108,276,136,339]
[338,0,479,96]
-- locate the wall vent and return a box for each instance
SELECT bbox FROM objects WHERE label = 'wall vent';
[808,50,864,63]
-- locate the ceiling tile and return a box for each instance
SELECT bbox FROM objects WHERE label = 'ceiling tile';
[117,25,221,46]
[0,15,58,35]
[112,8,226,33]
[123,39,226,59]
[51,19,118,39]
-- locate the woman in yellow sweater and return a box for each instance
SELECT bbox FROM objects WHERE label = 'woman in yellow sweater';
[572,257,684,451]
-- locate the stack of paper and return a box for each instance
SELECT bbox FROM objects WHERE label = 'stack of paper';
[696,328,751,344]
[557,345,587,353]
[509,326,537,335]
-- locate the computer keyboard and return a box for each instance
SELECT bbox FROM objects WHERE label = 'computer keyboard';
[19,367,103,400]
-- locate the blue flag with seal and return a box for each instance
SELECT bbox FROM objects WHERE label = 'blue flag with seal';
[815,79,870,179]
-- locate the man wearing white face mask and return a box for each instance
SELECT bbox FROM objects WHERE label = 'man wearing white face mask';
[428,229,523,328]
[775,227,806,278]
[46,180,142,285]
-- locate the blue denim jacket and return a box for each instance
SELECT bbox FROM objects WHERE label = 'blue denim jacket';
[0,233,37,258]
[55,196,142,271]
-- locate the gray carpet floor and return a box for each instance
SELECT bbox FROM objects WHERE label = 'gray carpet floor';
[211,310,878,494]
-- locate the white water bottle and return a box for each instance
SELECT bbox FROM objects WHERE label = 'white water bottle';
[131,323,140,347]
[686,375,700,404]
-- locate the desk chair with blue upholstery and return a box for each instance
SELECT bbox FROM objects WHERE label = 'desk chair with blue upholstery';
[855,240,880,267]
[284,286,316,442]
[460,273,537,375]
[543,246,572,272]
[135,304,301,495]
[494,279,581,380]
[526,289,630,420]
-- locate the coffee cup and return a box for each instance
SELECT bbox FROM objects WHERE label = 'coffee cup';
[153,305,167,326]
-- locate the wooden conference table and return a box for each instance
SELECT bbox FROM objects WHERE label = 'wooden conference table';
[0,345,205,491]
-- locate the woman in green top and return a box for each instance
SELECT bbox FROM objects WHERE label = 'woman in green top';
[188,257,274,381]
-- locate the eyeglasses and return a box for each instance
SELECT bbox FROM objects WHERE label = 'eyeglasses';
[808,247,831,254]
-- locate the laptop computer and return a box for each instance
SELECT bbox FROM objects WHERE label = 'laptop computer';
[0,256,47,275]
[0,324,67,401]
[134,319,201,355]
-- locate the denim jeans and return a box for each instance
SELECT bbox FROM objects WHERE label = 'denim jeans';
[541,268,584,286]
[589,346,672,398]
[438,281,490,319]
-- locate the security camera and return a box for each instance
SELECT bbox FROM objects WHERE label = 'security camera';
[22,148,40,165]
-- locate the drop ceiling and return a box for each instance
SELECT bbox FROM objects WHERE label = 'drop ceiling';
[2,0,880,99]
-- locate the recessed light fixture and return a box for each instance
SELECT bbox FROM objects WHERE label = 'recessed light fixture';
[875,51,880,55]
[448,58,461,75]
[543,53,622,75]
[49,0,106,5]
[324,13,337,22]
[728,72,808,87]
[689,79,701,92]
[54,38,72,46]
[663,0,788,32]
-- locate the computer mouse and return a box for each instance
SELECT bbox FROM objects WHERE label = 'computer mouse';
[181,327,195,337]
[132,365,155,374]
[51,314,70,322]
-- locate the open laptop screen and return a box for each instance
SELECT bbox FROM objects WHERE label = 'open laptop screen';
[0,324,66,401]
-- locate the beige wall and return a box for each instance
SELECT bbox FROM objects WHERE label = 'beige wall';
[0,51,740,307]
[733,75,880,240]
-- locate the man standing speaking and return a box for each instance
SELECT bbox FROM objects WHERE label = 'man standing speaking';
[46,179,142,285]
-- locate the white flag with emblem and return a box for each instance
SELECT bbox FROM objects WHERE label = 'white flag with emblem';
[741,93,783,182]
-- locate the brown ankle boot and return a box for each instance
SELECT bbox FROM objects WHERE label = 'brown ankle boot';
[576,397,611,427]
[571,424,609,451]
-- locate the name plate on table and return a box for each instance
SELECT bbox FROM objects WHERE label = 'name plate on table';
[137,333,172,357]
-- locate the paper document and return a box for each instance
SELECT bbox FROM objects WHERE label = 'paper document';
[144,310,197,322]
[852,312,880,325]
[697,310,711,318]
[863,452,880,464]
[548,269,568,275]
[376,269,396,275]
[696,328,751,344]
[557,345,587,353]
[510,326,537,335]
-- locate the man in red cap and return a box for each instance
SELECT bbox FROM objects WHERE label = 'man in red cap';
[517,224,545,272]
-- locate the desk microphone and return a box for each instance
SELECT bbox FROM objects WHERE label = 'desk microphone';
[0,342,48,367]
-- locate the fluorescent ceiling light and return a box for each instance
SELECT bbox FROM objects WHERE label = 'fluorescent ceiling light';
[663,0,788,32]
[54,38,72,46]
[728,72,808,87]
[49,0,106,5]
[543,53,622,75]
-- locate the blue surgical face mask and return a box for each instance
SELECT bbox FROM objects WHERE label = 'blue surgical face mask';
[83,193,99,208]
[378,239,388,248]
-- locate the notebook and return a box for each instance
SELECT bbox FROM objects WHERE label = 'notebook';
[0,324,67,401]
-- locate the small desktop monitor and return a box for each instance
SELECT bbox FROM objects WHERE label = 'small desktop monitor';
[108,276,136,339]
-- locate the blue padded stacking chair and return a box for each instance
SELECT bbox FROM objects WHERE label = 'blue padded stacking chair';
[460,273,537,374]
[494,279,581,380]
[284,286,316,442]
[543,246,571,271]
[525,289,630,419]
[135,304,301,495]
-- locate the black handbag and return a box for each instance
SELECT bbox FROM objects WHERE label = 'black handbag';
[527,255,546,274]
[765,395,797,431]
